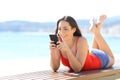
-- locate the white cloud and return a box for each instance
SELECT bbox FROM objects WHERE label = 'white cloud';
[0,0,119,22]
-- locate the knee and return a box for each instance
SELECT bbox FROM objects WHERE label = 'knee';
[109,57,115,67]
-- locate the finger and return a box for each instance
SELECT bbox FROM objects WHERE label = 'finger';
[57,44,62,50]
[56,41,61,45]
[50,44,56,48]
[50,41,56,45]
[50,41,54,43]
[58,33,63,42]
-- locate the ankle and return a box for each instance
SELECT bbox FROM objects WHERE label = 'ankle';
[97,23,102,30]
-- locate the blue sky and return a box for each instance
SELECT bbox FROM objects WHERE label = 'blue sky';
[0,0,119,22]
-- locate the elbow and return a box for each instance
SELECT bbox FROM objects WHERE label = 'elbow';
[72,66,81,73]
[51,64,59,72]
[72,63,82,73]
[51,64,60,72]
[52,67,59,72]
[74,68,81,73]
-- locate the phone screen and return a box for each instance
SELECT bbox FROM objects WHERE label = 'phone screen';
[49,34,58,45]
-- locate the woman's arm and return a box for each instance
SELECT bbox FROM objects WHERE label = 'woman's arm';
[66,37,88,72]
[50,49,60,72]
[49,41,60,72]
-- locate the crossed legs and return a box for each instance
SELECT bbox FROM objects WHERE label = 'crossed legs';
[89,15,114,67]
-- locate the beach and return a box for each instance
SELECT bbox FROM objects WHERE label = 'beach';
[0,32,120,79]
[0,57,51,77]
[0,54,120,78]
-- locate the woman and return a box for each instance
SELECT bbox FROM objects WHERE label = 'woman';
[49,15,114,72]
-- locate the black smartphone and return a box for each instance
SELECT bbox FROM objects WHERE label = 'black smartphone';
[49,34,58,45]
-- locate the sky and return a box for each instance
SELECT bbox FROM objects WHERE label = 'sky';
[0,0,119,22]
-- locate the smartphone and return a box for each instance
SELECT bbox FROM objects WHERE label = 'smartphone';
[49,34,58,45]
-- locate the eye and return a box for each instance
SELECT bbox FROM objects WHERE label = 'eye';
[63,26,69,30]
[64,27,68,30]
[64,28,68,30]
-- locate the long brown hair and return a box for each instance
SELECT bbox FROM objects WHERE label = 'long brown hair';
[55,16,82,37]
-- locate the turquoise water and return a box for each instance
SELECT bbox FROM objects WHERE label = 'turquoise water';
[0,32,120,61]
[0,32,50,60]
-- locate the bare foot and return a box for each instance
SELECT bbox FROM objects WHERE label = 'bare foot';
[89,19,98,33]
[97,15,107,30]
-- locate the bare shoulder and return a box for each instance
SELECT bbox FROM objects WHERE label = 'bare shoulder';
[77,36,87,43]
[76,36,88,52]
[76,36,88,47]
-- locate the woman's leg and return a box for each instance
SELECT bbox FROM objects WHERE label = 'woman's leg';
[90,15,107,49]
[89,15,114,67]
[90,19,99,49]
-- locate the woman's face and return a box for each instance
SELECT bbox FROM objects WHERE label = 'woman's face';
[58,20,76,41]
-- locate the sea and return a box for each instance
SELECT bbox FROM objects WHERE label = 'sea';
[0,32,120,61]
[0,32,120,76]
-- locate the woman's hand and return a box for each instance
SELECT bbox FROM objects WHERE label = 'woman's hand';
[57,33,70,53]
[49,41,57,50]
[57,41,70,53]
[49,41,60,72]
[49,41,59,56]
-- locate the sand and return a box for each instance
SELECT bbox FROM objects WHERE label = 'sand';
[0,57,51,77]
[0,54,120,78]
